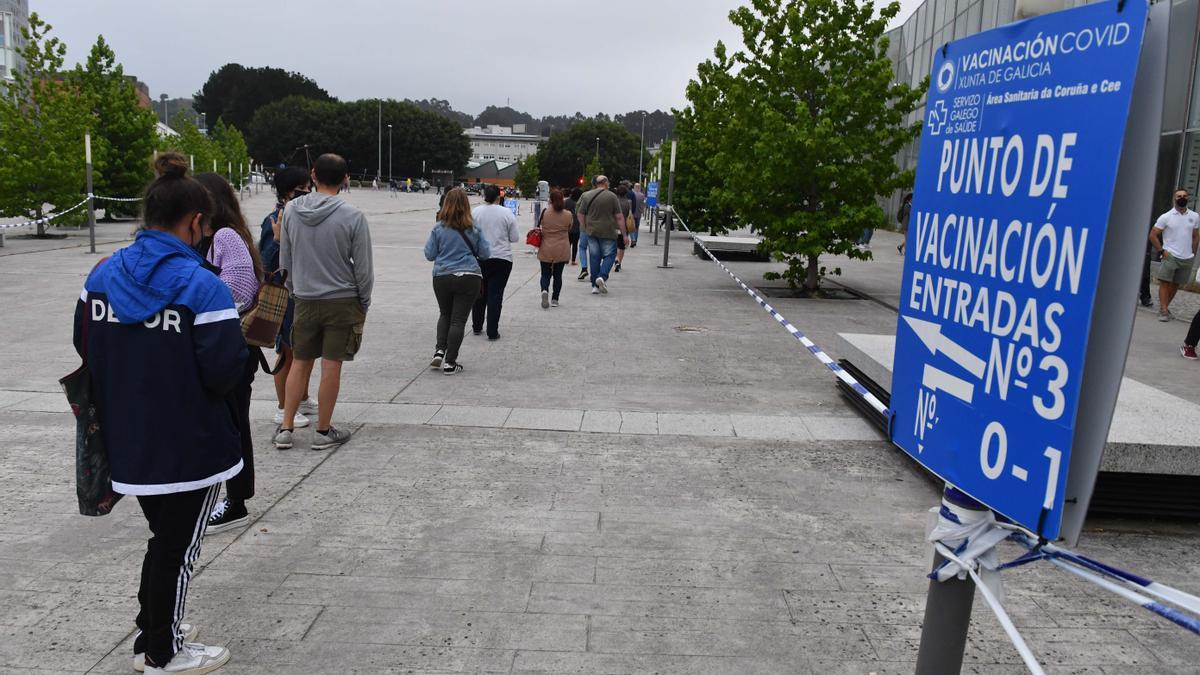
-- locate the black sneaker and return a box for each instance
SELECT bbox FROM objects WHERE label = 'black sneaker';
[206,498,249,534]
[430,350,445,368]
[472,328,483,336]
[313,426,351,450]
[577,269,588,280]
[615,262,622,272]
[443,362,464,375]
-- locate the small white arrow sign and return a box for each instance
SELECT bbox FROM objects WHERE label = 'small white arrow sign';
[904,317,986,379]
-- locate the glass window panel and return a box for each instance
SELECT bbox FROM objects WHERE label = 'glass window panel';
[1153,133,1184,220]
[954,9,968,39]
[916,4,927,40]
[967,1,982,35]
[996,0,1016,26]
[1180,132,1200,204]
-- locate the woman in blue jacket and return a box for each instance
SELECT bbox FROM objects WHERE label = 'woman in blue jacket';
[73,153,245,674]
[424,187,490,375]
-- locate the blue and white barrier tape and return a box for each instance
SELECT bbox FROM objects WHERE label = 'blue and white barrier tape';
[1001,528,1200,635]
[0,198,90,230]
[90,193,143,203]
[671,209,889,416]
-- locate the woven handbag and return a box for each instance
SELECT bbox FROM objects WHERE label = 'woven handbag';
[241,270,289,348]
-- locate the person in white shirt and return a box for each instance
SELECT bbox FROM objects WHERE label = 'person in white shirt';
[470,185,520,339]
[1149,188,1199,321]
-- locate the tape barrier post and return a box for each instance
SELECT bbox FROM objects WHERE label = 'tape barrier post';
[85,133,97,254]
[658,141,676,269]
[916,487,989,674]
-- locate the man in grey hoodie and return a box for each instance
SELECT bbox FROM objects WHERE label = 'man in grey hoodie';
[276,153,374,450]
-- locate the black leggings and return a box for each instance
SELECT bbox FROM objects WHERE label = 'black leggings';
[569,230,580,262]
[540,261,566,299]
[224,350,258,503]
[471,258,513,339]
[434,274,481,364]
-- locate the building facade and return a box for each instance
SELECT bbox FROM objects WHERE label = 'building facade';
[464,124,541,164]
[886,0,1196,220]
[0,0,28,82]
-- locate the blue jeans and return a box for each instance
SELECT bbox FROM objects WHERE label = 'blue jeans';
[578,230,590,269]
[631,216,640,242]
[588,237,619,285]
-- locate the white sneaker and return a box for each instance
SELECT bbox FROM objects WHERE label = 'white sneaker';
[298,398,318,416]
[541,290,550,309]
[272,409,310,428]
[591,286,600,295]
[144,642,229,674]
[133,624,199,672]
[596,277,608,294]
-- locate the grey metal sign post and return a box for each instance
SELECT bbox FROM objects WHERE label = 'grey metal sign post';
[659,142,676,269]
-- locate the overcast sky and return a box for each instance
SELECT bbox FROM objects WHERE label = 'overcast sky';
[35,0,923,118]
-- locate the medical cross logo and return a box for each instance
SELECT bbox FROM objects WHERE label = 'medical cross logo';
[927,100,948,136]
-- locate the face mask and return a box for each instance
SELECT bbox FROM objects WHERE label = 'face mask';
[1177,197,1189,208]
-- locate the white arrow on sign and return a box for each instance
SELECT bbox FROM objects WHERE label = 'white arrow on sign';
[904,316,986,379]
[922,363,975,404]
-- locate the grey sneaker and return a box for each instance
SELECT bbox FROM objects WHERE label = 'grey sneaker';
[273,427,293,450]
[541,290,549,309]
[596,277,608,294]
[312,426,351,451]
[134,624,198,672]
[550,298,559,307]
[1159,311,1172,322]
[143,642,229,674]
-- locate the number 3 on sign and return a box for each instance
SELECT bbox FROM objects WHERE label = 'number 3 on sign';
[1034,355,1068,420]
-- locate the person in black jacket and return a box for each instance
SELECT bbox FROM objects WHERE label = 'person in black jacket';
[73,153,245,674]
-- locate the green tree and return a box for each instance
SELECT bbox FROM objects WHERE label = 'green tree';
[194,63,335,131]
[0,13,91,235]
[686,0,922,290]
[537,119,643,188]
[584,154,603,187]
[161,111,221,176]
[672,44,740,235]
[513,154,539,197]
[247,98,470,179]
[210,119,251,185]
[73,35,159,217]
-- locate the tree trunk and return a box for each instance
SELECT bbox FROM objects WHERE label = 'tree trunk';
[36,209,45,238]
[805,254,820,291]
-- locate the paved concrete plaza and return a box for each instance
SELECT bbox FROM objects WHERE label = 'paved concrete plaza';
[1,189,1198,673]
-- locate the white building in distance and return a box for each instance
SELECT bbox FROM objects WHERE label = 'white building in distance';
[464,124,541,165]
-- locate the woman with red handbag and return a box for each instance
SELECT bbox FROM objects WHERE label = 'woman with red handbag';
[537,189,573,308]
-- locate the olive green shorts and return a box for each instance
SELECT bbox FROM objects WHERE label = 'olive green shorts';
[1156,253,1195,287]
[291,297,366,362]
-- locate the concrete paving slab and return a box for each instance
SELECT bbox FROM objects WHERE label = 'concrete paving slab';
[579,408,621,433]
[618,411,658,434]
[352,401,441,425]
[6,392,70,414]
[731,413,817,441]
[503,407,584,431]
[658,411,734,436]
[800,415,888,441]
[429,404,512,428]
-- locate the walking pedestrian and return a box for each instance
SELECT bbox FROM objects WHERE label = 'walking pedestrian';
[195,172,263,535]
[425,187,490,374]
[566,187,582,265]
[74,153,243,674]
[275,153,374,451]
[614,184,632,273]
[470,185,520,340]
[538,188,572,308]
[630,182,644,248]
[897,193,912,255]
[577,175,626,294]
[1149,188,1199,321]
[577,180,593,281]
[258,167,316,429]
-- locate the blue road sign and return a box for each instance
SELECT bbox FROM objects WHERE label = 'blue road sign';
[646,181,659,207]
[504,198,519,216]
[891,0,1147,540]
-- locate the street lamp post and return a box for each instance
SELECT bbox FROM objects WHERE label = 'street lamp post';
[159,94,168,126]
[200,112,206,135]
[377,100,382,183]
[638,112,646,182]
[595,137,600,162]
[388,124,393,182]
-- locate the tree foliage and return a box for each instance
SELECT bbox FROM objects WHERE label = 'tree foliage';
[73,35,159,217]
[614,110,676,147]
[475,105,538,130]
[193,63,334,132]
[537,120,644,189]
[406,98,473,127]
[0,13,91,233]
[513,153,539,197]
[679,0,922,290]
[248,98,471,178]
